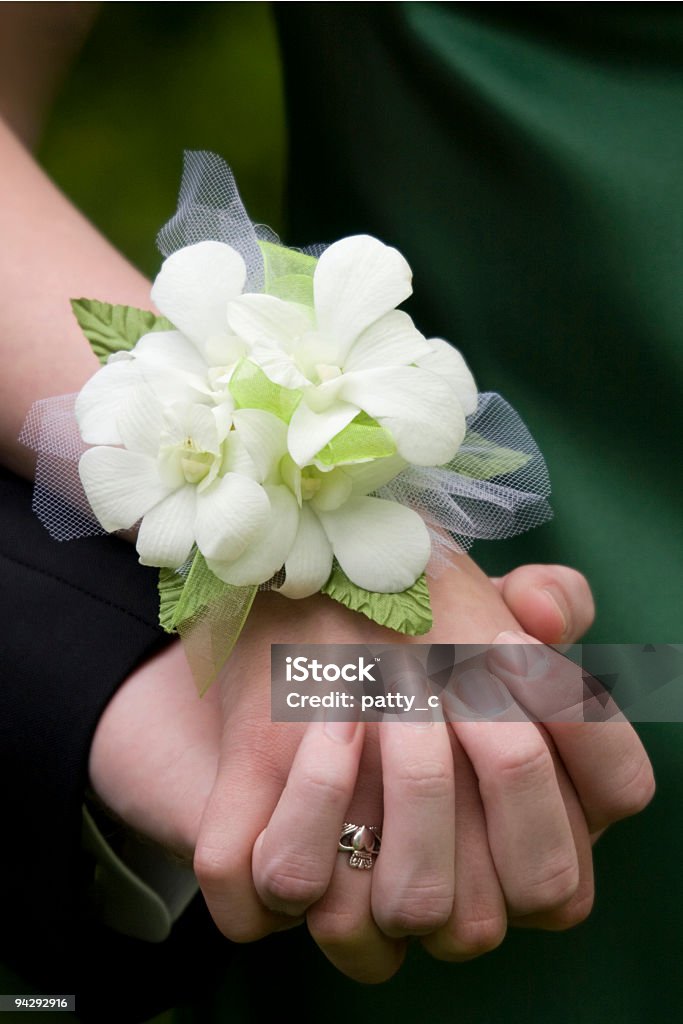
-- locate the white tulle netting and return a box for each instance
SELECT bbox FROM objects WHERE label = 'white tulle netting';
[19,393,105,542]
[157,150,281,291]
[157,150,326,278]
[380,391,552,574]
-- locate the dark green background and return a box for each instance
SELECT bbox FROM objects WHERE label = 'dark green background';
[39,3,285,276]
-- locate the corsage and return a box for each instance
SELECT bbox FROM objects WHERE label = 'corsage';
[20,152,551,691]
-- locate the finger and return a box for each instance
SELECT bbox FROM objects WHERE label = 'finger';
[372,714,455,938]
[194,718,304,943]
[496,564,595,644]
[487,630,619,723]
[488,632,656,831]
[252,717,365,917]
[453,714,579,917]
[307,727,406,984]
[421,732,507,961]
[509,728,594,931]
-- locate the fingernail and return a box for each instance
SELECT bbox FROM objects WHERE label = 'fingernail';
[399,713,433,729]
[491,631,549,679]
[542,585,569,638]
[323,715,359,744]
[453,669,514,717]
[394,670,433,728]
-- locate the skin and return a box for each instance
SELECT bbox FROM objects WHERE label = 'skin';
[89,560,653,982]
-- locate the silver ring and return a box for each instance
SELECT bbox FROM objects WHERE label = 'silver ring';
[338,822,382,870]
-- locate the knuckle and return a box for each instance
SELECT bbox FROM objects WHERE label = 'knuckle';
[490,741,553,792]
[375,883,454,936]
[297,769,351,808]
[511,853,580,916]
[307,906,367,949]
[258,856,327,910]
[194,845,272,945]
[395,758,453,801]
[602,756,656,823]
[219,918,272,944]
[193,841,239,892]
[448,915,507,959]
[544,888,595,931]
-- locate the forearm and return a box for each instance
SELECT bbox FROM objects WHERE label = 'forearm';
[0,117,152,477]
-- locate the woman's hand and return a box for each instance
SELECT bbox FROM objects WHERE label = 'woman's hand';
[194,557,653,979]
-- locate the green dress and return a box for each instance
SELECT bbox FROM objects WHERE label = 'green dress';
[273,6,683,1021]
[36,3,683,1021]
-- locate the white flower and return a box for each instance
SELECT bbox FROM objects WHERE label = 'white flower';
[205,414,430,597]
[225,235,477,468]
[78,386,281,572]
[76,241,251,446]
[277,455,431,598]
[75,233,474,596]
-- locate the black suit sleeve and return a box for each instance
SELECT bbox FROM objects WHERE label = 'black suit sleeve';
[0,467,231,1022]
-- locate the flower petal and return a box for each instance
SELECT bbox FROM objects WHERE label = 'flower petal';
[226,293,313,350]
[79,447,172,531]
[76,359,139,445]
[160,403,219,454]
[343,454,408,495]
[151,241,246,347]
[277,503,333,598]
[207,484,299,586]
[220,432,260,480]
[232,408,288,482]
[227,293,313,386]
[344,310,432,372]
[117,385,165,456]
[248,344,311,390]
[288,397,359,467]
[339,366,466,466]
[310,468,353,512]
[314,236,413,362]
[134,330,208,378]
[136,485,197,567]
[318,496,431,592]
[194,472,270,563]
[416,338,478,415]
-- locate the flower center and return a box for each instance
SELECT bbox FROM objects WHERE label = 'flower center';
[207,365,232,394]
[314,363,342,383]
[300,466,322,501]
[279,454,351,511]
[179,437,216,485]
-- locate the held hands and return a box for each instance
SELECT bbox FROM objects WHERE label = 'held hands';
[89,559,654,981]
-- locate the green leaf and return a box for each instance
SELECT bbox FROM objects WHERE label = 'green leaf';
[316,411,397,467]
[321,562,433,636]
[158,564,188,634]
[445,430,531,480]
[158,549,240,633]
[229,357,302,422]
[71,298,174,365]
